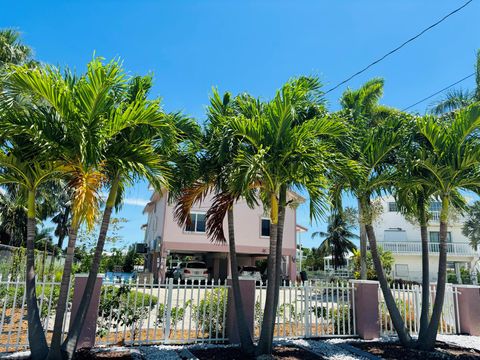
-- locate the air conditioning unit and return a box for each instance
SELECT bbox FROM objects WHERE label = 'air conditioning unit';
[135,243,149,254]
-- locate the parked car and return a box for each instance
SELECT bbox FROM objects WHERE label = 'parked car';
[173,261,209,283]
[239,266,262,283]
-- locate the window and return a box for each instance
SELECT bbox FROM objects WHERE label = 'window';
[185,212,206,233]
[261,218,270,237]
[395,264,409,277]
[388,202,398,212]
[429,231,452,243]
[429,201,441,212]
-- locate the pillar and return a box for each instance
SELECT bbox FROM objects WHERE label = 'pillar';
[455,285,480,335]
[351,280,380,339]
[69,274,103,349]
[226,279,255,344]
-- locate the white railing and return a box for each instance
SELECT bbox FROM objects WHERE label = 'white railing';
[96,278,229,346]
[379,283,460,336]
[254,280,356,339]
[0,276,229,351]
[0,275,71,352]
[376,241,476,256]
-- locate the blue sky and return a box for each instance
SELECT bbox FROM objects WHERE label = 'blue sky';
[3,0,479,249]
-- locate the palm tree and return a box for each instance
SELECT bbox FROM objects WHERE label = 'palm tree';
[61,74,190,358]
[430,50,480,115]
[413,105,480,350]
[311,212,357,270]
[350,113,414,346]
[2,59,118,359]
[174,89,256,355]
[340,78,397,280]
[0,151,62,360]
[229,77,346,355]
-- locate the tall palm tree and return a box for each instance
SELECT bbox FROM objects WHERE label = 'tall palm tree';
[174,89,256,355]
[2,59,118,359]
[340,78,396,280]
[352,114,414,346]
[0,151,62,360]
[311,212,358,270]
[229,77,347,355]
[413,105,480,350]
[430,50,480,115]
[62,74,190,358]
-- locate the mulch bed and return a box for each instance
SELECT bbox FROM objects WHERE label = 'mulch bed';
[74,348,134,360]
[189,345,324,360]
[349,341,480,359]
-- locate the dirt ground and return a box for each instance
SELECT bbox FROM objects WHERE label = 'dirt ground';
[350,341,480,359]
[189,345,325,360]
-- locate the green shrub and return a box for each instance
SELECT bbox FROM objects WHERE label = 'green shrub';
[329,305,353,334]
[96,285,158,339]
[193,288,227,337]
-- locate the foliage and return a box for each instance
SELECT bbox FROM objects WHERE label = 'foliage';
[352,247,394,280]
[193,288,227,336]
[96,285,158,339]
[462,200,480,251]
[311,211,358,269]
[329,305,353,335]
[156,300,191,336]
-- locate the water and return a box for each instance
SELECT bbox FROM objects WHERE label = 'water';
[104,271,136,283]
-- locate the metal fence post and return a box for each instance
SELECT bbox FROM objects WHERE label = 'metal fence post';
[164,278,174,343]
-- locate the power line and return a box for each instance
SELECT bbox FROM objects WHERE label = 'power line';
[401,73,475,111]
[324,0,474,94]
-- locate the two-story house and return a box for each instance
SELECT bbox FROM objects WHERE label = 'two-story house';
[142,189,305,283]
[373,196,479,282]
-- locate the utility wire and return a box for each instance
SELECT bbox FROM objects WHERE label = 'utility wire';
[324,0,474,94]
[401,73,475,111]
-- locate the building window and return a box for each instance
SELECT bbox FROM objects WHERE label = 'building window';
[388,202,398,212]
[261,218,270,237]
[395,264,409,277]
[429,231,452,243]
[429,201,441,212]
[185,212,206,233]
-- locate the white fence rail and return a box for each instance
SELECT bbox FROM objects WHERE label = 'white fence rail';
[379,283,460,336]
[376,241,475,256]
[96,278,229,346]
[255,280,356,339]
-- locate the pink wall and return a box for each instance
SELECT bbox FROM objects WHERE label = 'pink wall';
[144,191,300,256]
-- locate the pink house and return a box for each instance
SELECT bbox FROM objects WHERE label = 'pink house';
[142,190,305,283]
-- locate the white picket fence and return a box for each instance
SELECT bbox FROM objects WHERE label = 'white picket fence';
[379,283,460,335]
[1,276,466,352]
[96,278,229,346]
[254,280,357,339]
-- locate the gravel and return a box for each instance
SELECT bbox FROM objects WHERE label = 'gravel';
[437,334,480,351]
[288,339,369,360]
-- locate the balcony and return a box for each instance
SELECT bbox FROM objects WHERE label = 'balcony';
[375,241,477,256]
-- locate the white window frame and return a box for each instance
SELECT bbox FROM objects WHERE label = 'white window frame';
[184,212,206,233]
[260,217,270,238]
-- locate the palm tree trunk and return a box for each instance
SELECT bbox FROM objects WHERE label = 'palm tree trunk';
[47,226,78,360]
[227,208,255,355]
[357,198,367,280]
[25,190,49,360]
[257,212,278,355]
[272,186,286,322]
[417,195,430,343]
[62,176,120,358]
[363,199,412,347]
[420,196,449,350]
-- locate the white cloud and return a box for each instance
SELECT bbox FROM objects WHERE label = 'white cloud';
[123,197,149,207]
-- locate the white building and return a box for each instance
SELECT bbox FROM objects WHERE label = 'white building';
[373,196,479,282]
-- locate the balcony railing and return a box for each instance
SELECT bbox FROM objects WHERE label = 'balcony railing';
[375,241,477,256]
